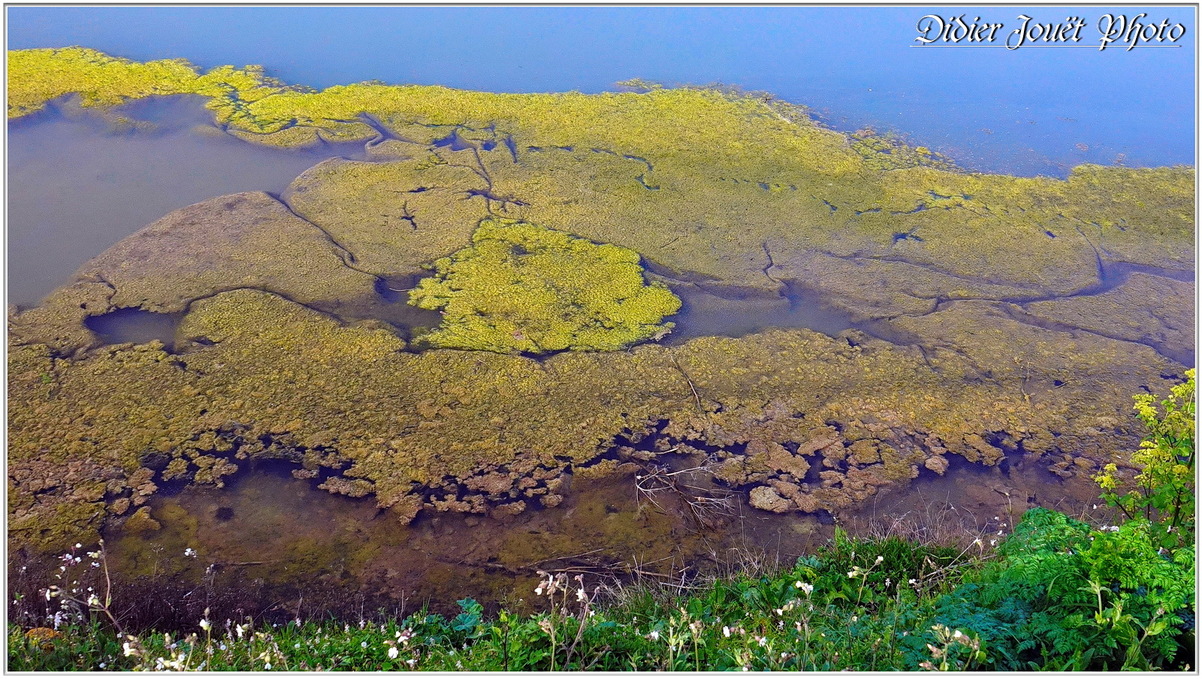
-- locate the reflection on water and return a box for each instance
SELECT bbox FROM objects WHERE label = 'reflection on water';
[667,282,857,343]
[7,96,354,307]
[95,437,1110,628]
[106,458,829,623]
[84,307,183,349]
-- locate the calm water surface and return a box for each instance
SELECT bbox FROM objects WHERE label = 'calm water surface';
[7,97,354,306]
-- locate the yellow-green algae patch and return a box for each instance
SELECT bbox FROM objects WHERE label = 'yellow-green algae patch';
[409,218,681,353]
[7,47,281,119]
[8,284,1183,553]
[6,47,1195,558]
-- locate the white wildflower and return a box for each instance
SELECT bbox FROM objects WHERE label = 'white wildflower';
[388,646,399,659]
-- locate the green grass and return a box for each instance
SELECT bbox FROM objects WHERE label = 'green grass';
[10,511,1194,671]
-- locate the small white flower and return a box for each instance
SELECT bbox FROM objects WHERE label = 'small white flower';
[361,641,368,648]
[649,630,660,640]
[874,555,884,564]
[388,646,399,659]
[264,662,272,670]
[123,642,136,657]
[577,587,587,602]
[723,626,731,637]
[199,619,211,631]
[407,659,416,667]
[74,543,82,549]
[184,548,197,558]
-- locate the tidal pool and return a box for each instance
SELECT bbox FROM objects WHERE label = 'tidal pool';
[7,96,359,307]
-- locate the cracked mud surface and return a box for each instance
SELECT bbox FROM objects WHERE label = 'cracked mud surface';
[7,51,1195,595]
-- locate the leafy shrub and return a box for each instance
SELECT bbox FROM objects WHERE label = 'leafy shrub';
[928,372,1196,671]
[1096,369,1195,549]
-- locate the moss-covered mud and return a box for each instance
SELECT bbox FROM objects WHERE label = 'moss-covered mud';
[7,49,1194,614]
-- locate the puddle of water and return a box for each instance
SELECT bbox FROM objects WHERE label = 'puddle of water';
[104,456,830,624]
[84,308,183,349]
[93,432,1116,629]
[82,275,855,353]
[7,96,354,308]
[667,282,858,343]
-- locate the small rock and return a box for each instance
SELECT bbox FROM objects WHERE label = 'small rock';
[749,485,791,513]
[924,455,949,475]
[490,500,527,519]
[110,497,131,516]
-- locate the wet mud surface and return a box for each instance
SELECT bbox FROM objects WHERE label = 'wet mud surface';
[7,56,1194,620]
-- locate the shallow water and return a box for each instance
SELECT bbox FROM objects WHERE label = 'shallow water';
[8,7,1195,176]
[6,96,354,307]
[90,437,1112,627]
[666,282,858,344]
[84,308,184,349]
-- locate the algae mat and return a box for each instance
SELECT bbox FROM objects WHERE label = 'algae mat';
[7,48,1195,556]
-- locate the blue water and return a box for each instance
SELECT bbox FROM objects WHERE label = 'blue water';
[7,6,1196,176]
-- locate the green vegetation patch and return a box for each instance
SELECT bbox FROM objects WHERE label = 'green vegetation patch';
[409,218,681,353]
[7,47,280,119]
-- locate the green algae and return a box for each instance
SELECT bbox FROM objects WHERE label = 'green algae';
[5,46,1195,560]
[849,128,957,172]
[408,218,681,353]
[9,283,1183,554]
[6,47,281,119]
